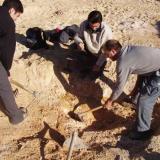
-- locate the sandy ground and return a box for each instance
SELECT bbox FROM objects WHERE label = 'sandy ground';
[0,0,160,159]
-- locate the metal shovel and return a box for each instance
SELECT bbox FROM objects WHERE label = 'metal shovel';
[10,79,38,97]
[63,131,87,154]
[68,105,104,122]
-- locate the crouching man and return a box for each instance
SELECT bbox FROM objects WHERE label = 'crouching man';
[74,10,113,79]
[0,0,27,124]
[103,40,160,140]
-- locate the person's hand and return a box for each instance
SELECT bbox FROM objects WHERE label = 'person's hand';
[104,99,113,110]
[92,64,100,72]
[78,42,85,51]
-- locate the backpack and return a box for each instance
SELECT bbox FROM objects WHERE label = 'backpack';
[26,27,48,50]
[43,28,63,43]
[59,25,79,43]
[43,25,79,44]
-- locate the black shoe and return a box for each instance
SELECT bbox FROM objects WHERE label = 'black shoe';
[129,129,154,141]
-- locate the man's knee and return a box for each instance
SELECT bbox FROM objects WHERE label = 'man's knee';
[138,95,155,112]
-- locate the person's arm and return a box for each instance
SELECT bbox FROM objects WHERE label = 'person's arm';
[93,45,107,71]
[104,64,130,108]
[74,21,85,45]
[0,28,5,37]
[0,24,16,75]
[95,50,106,68]
[100,24,113,47]
[1,44,15,73]
[110,64,130,101]
[93,24,112,69]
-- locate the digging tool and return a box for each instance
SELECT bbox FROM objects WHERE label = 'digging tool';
[66,131,76,160]
[68,105,104,122]
[10,79,38,97]
[63,131,87,152]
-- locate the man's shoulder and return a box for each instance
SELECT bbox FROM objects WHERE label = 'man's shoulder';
[80,20,87,27]
[117,46,130,65]
[0,6,9,18]
[101,21,108,27]
[0,7,15,31]
[101,21,111,30]
[0,7,14,23]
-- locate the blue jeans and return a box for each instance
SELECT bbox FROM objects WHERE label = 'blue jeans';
[136,72,160,131]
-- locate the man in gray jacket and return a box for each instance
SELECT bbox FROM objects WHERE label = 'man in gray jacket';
[103,40,160,140]
[74,10,112,79]
[0,0,26,125]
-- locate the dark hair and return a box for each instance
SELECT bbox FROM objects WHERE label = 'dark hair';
[2,0,23,13]
[88,10,102,24]
[104,40,122,52]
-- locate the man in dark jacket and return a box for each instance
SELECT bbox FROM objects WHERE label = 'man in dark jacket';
[0,0,26,124]
[103,40,160,140]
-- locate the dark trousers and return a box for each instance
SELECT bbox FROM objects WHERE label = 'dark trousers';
[0,62,24,124]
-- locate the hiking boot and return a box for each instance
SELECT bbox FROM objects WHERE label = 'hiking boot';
[9,107,28,125]
[129,129,154,141]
